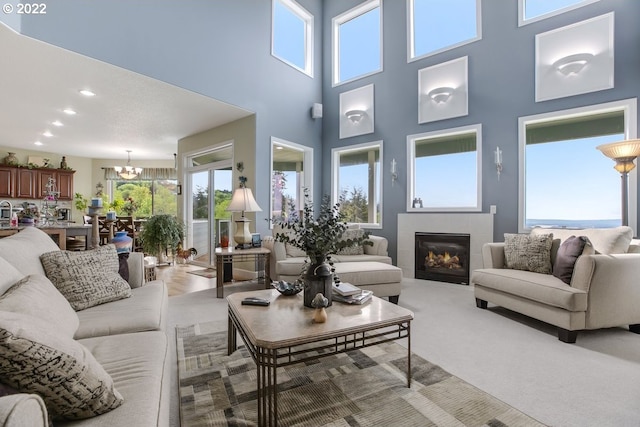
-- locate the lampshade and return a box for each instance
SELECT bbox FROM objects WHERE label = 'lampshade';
[114,150,143,180]
[345,109,366,123]
[227,187,262,215]
[553,53,594,76]
[596,139,640,160]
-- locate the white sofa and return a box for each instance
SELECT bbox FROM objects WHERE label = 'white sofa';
[0,227,169,426]
[472,226,640,343]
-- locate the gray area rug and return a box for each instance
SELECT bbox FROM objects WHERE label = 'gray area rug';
[176,321,547,427]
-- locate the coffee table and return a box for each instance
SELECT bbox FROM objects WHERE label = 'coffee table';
[227,289,413,427]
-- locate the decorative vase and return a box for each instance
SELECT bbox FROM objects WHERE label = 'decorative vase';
[303,262,333,308]
[60,156,67,169]
[221,234,229,248]
[3,152,18,166]
[112,231,133,254]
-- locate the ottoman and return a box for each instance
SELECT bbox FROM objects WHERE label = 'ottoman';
[333,261,402,304]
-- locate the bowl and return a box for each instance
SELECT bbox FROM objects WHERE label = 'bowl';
[273,280,303,296]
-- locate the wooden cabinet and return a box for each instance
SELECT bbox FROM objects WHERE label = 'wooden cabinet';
[0,166,75,200]
[56,170,75,200]
[15,169,37,198]
[0,167,15,198]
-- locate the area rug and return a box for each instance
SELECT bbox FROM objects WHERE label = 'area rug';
[187,268,217,279]
[177,322,547,427]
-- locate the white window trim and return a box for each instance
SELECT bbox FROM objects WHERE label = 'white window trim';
[518,98,638,234]
[518,0,600,27]
[271,0,314,77]
[407,0,482,63]
[407,124,483,212]
[332,0,383,87]
[331,140,383,229]
[269,136,313,229]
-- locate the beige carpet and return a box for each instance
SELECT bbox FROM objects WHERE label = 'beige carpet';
[186,268,216,279]
[176,321,547,427]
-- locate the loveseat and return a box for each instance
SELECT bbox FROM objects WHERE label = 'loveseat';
[0,227,169,426]
[472,226,640,343]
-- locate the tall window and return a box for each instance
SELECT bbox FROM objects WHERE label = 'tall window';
[332,142,382,227]
[409,0,481,60]
[271,138,312,224]
[519,0,599,25]
[332,0,382,85]
[408,125,481,211]
[519,100,637,232]
[272,0,314,76]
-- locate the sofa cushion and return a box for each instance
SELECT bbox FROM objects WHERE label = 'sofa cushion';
[0,227,60,277]
[504,233,553,274]
[0,274,79,337]
[531,226,633,254]
[40,244,132,311]
[0,257,25,296]
[553,236,593,285]
[0,311,123,420]
[336,229,365,255]
[285,243,307,258]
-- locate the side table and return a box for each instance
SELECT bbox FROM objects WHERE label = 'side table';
[214,247,271,298]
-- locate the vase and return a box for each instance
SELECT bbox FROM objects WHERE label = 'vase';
[303,261,333,308]
[112,231,133,254]
[3,152,17,166]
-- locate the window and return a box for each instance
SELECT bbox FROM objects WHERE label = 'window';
[332,0,382,85]
[272,0,314,76]
[271,138,313,224]
[109,179,178,217]
[409,0,481,60]
[332,141,382,227]
[519,99,637,232]
[408,125,481,211]
[519,0,599,26]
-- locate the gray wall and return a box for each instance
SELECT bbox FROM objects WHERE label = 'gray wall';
[321,0,640,260]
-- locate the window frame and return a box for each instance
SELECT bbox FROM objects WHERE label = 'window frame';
[518,0,600,27]
[518,98,638,233]
[271,0,314,77]
[331,140,383,229]
[407,0,482,62]
[332,0,383,87]
[407,124,483,212]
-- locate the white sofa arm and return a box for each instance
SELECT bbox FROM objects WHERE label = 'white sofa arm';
[0,394,48,427]
[126,251,145,288]
[364,235,388,256]
[481,243,505,268]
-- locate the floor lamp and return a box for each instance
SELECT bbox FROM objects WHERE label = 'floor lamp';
[226,186,262,249]
[596,139,640,226]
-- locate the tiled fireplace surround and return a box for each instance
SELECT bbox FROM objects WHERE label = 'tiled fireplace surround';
[397,213,495,281]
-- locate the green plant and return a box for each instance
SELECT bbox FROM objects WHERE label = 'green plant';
[139,214,184,258]
[74,193,88,211]
[108,198,124,211]
[272,188,371,265]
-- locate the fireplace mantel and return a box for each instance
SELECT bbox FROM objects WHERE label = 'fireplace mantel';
[397,213,494,279]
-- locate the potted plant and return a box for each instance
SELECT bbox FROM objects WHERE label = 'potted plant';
[74,193,88,212]
[139,214,184,263]
[272,189,371,307]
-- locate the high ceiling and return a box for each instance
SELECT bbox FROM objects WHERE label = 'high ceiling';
[0,23,253,161]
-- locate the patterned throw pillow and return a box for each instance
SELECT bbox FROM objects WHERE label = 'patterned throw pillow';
[336,229,365,255]
[40,244,132,311]
[504,233,554,274]
[0,311,123,420]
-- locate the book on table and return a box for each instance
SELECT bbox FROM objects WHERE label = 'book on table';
[333,290,373,305]
[332,282,361,296]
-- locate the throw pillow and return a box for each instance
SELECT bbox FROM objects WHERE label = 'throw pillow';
[0,311,123,420]
[336,229,365,255]
[40,244,132,311]
[553,236,592,285]
[504,233,554,274]
[0,274,79,337]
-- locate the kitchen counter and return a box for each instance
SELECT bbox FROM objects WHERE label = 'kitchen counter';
[0,224,92,250]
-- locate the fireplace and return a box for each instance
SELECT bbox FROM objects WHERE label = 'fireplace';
[415,232,470,285]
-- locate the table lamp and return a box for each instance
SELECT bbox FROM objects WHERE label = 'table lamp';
[226,185,262,249]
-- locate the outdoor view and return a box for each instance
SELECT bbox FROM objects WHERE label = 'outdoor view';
[109,179,178,217]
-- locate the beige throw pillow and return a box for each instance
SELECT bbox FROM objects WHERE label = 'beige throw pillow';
[0,311,123,420]
[40,244,131,311]
[504,233,554,274]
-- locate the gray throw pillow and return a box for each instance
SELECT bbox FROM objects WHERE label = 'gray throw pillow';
[504,233,554,274]
[40,244,132,311]
[553,236,592,285]
[336,229,365,255]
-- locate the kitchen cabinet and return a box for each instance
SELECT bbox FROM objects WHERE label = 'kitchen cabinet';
[0,166,75,200]
[0,167,15,198]
[15,169,37,198]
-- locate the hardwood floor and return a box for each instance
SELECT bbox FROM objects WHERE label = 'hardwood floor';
[155,263,217,297]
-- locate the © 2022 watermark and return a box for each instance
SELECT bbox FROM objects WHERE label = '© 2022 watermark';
[3,3,47,14]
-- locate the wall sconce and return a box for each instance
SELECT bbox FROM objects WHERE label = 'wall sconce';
[345,109,366,123]
[553,53,594,76]
[390,158,398,185]
[428,86,454,104]
[495,146,503,180]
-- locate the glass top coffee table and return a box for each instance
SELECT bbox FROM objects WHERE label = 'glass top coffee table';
[227,289,413,427]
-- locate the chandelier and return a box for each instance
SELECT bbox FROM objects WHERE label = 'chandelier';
[114,150,143,180]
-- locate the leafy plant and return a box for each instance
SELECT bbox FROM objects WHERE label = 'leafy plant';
[139,214,184,258]
[74,193,88,211]
[272,188,371,265]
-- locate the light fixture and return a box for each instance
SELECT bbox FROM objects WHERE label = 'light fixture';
[345,109,366,123]
[42,130,53,137]
[63,108,76,115]
[114,150,143,180]
[390,158,398,185]
[495,146,503,180]
[52,120,63,127]
[226,182,262,249]
[34,141,43,146]
[79,89,95,97]
[596,139,640,226]
[553,53,594,76]
[428,86,455,104]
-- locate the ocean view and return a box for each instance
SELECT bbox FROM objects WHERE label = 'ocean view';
[526,219,621,229]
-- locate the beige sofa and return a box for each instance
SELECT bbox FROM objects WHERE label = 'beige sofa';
[0,227,169,426]
[472,226,640,343]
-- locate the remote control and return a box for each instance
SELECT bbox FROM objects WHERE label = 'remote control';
[241,297,270,306]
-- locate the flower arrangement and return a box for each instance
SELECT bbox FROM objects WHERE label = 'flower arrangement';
[122,197,138,216]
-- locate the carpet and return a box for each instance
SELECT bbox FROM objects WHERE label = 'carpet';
[187,268,217,279]
[177,321,547,427]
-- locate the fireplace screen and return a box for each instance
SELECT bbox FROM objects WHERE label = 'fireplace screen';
[415,232,470,285]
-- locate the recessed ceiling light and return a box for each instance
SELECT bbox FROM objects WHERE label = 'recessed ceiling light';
[79,89,95,97]
[34,141,43,146]
[63,108,76,115]
[43,131,53,137]
[52,120,63,127]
